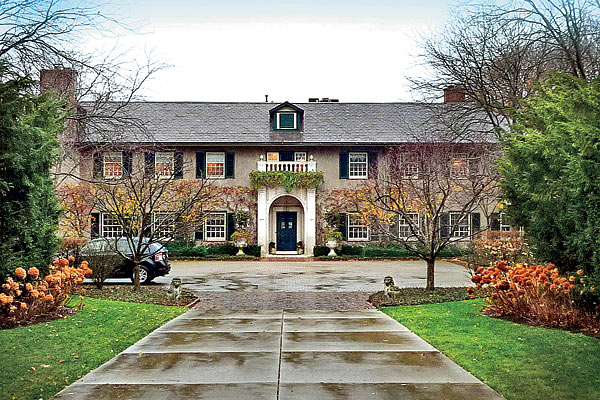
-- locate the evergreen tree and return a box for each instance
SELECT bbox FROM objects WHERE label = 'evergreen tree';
[0,71,65,278]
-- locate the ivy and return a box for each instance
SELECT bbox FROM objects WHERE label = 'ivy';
[249,171,324,191]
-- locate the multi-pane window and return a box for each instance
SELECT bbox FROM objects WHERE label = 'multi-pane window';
[101,213,123,238]
[155,152,174,178]
[295,152,307,162]
[349,152,368,179]
[277,112,297,129]
[103,152,123,179]
[399,213,420,239]
[205,212,226,241]
[449,212,470,237]
[499,213,511,232]
[450,155,469,177]
[153,212,175,239]
[348,213,369,241]
[206,152,225,179]
[401,153,419,179]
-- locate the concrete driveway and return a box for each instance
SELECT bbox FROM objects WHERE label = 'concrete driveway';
[54,309,503,400]
[153,259,472,293]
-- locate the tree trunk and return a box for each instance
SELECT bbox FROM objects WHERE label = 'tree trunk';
[426,259,435,291]
[133,260,140,291]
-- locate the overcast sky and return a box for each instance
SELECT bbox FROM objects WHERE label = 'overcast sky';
[84,0,452,103]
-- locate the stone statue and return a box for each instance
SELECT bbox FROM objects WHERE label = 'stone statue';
[167,277,183,302]
[384,276,401,298]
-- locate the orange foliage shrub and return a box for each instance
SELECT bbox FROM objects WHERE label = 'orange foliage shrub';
[1,258,92,328]
[472,261,600,335]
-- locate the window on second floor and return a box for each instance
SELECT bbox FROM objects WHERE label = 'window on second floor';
[155,152,174,178]
[206,152,225,179]
[349,152,368,179]
[103,152,123,179]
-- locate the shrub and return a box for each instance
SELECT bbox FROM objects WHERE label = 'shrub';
[89,253,121,290]
[0,258,92,328]
[471,261,600,335]
[470,231,532,266]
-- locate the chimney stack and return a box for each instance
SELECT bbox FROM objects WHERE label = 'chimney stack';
[443,86,465,103]
[40,66,78,105]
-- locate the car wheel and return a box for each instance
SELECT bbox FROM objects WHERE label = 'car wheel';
[131,265,152,285]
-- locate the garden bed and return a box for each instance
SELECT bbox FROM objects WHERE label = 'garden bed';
[82,285,197,306]
[383,300,600,400]
[369,287,485,307]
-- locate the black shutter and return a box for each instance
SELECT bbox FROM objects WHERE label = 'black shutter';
[471,212,481,236]
[122,151,132,177]
[225,152,235,179]
[440,212,450,238]
[490,213,500,231]
[174,151,184,179]
[194,220,204,241]
[196,152,206,179]
[93,152,102,179]
[91,212,100,238]
[226,212,235,240]
[368,151,378,179]
[144,152,155,178]
[280,151,294,162]
[339,152,349,179]
[339,212,347,241]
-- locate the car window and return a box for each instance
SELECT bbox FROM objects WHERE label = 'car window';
[147,243,164,254]
[83,240,105,253]
[117,239,134,253]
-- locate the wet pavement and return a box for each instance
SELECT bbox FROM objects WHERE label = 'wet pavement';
[54,309,503,400]
[152,259,473,293]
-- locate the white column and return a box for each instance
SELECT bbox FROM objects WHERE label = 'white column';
[257,188,268,256]
[305,188,317,256]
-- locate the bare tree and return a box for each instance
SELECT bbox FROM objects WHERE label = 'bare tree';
[354,143,500,290]
[89,145,217,290]
[412,0,600,131]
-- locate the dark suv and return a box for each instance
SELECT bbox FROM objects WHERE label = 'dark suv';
[80,238,170,284]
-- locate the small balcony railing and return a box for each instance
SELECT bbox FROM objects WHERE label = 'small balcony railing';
[257,158,317,172]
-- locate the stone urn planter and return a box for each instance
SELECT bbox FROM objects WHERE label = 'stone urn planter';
[235,240,247,256]
[326,240,338,257]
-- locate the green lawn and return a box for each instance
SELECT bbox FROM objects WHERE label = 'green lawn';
[383,300,600,400]
[0,297,186,400]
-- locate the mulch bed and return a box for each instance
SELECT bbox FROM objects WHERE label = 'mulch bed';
[369,287,488,307]
[1,306,76,330]
[82,285,197,307]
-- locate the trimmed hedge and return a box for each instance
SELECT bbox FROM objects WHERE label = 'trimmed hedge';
[163,242,261,258]
[314,245,467,258]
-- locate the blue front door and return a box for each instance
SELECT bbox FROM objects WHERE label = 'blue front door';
[277,212,297,251]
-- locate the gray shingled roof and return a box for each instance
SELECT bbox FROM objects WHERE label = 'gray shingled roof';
[81,101,496,145]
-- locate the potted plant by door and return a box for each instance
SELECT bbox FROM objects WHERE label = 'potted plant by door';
[324,231,342,257]
[231,231,251,256]
[297,241,304,255]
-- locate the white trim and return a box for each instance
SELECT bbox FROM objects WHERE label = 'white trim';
[349,152,368,179]
[100,213,122,238]
[276,112,297,130]
[153,212,175,240]
[449,212,470,238]
[155,151,174,179]
[294,152,307,162]
[205,152,225,179]
[205,211,227,241]
[499,212,512,232]
[347,213,369,241]
[399,213,420,240]
[103,152,123,179]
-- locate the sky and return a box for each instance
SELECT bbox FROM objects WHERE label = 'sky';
[81,0,453,103]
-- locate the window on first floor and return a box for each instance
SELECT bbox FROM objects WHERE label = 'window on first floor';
[205,212,226,241]
[101,213,123,238]
[349,152,368,179]
[449,212,470,237]
[206,152,225,179]
[347,213,369,241]
[399,213,420,239]
[153,212,175,239]
[103,152,123,179]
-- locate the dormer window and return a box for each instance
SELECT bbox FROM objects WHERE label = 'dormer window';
[270,101,303,132]
[277,112,297,130]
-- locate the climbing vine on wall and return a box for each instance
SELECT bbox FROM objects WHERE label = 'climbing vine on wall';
[249,171,324,192]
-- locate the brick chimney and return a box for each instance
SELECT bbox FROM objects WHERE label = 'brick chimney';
[40,66,78,105]
[443,86,466,103]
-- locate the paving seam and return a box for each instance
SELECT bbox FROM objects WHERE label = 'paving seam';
[276,310,284,400]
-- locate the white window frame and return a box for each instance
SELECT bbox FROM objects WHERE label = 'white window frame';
[401,153,419,179]
[294,152,307,162]
[450,154,469,178]
[276,112,297,130]
[155,151,174,179]
[349,152,368,179]
[347,213,369,241]
[103,152,123,179]
[205,212,226,241]
[449,212,470,238]
[101,213,123,238]
[399,213,420,239]
[499,213,512,232]
[206,152,226,179]
[153,212,175,240]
